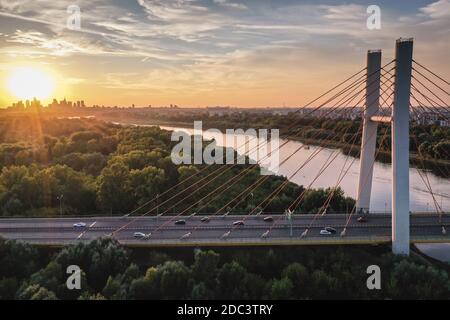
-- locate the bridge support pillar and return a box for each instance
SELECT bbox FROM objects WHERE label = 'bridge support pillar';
[356,50,381,214]
[392,38,413,256]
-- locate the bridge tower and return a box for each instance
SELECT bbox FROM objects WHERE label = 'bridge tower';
[356,50,382,214]
[391,38,413,255]
[357,39,413,255]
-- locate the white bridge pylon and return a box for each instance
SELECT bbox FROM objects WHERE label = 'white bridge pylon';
[356,38,413,255]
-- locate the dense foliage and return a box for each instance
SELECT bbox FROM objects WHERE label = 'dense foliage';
[0,115,354,216]
[0,237,449,300]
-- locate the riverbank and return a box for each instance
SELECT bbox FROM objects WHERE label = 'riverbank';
[104,117,450,179]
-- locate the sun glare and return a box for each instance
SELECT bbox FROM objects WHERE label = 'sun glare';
[7,67,55,100]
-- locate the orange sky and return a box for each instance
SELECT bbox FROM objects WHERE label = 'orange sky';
[0,0,449,108]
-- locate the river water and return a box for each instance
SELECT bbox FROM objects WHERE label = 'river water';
[157,125,449,261]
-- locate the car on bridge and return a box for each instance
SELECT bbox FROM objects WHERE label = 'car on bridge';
[175,219,186,225]
[263,216,274,222]
[325,227,337,234]
[233,220,245,226]
[357,216,368,223]
[73,222,86,228]
[133,232,150,239]
[320,229,332,235]
[200,217,210,223]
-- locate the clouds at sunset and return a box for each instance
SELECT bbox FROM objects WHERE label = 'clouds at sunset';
[0,0,449,107]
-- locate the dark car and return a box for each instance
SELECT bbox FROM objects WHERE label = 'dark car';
[175,219,186,225]
[325,227,337,234]
[263,216,274,222]
[357,216,368,223]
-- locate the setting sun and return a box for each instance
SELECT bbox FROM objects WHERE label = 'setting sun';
[7,67,55,101]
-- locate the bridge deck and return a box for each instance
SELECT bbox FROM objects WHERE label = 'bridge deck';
[0,214,449,247]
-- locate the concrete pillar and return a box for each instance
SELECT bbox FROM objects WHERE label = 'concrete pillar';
[356,50,381,214]
[392,38,413,256]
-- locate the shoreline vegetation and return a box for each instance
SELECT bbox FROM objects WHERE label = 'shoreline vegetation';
[98,115,450,179]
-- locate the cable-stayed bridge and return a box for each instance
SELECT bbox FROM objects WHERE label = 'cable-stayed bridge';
[1,38,449,256]
[0,213,448,248]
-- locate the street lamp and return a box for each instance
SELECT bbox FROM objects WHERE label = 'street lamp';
[156,193,160,216]
[57,194,64,216]
[285,209,293,237]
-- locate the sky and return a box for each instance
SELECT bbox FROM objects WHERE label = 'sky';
[0,0,449,108]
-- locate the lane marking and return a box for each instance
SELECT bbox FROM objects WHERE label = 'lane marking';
[77,221,96,240]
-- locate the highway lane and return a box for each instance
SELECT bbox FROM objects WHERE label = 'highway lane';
[0,213,448,246]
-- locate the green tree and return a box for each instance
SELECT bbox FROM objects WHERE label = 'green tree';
[96,162,133,213]
[270,277,294,299]
[155,261,191,299]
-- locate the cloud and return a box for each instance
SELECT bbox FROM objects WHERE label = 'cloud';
[213,0,247,10]
[0,0,449,107]
[136,0,235,41]
[420,0,450,19]
[320,4,366,21]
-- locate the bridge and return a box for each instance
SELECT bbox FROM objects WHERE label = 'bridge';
[0,214,448,247]
[1,38,449,255]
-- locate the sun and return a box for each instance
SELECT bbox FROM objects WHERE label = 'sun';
[7,67,55,100]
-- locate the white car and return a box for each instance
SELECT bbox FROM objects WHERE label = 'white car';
[133,232,150,239]
[180,232,192,240]
[320,229,332,235]
[73,222,86,228]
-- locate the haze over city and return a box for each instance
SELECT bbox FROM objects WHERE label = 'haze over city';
[0,0,449,108]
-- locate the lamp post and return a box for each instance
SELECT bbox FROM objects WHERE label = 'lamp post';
[285,209,293,237]
[57,194,64,216]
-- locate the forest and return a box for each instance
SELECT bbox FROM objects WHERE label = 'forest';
[0,237,449,300]
[0,114,354,216]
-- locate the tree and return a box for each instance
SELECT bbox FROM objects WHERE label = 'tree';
[102,275,121,299]
[282,263,309,298]
[190,282,214,300]
[155,261,191,299]
[192,250,220,287]
[0,239,40,279]
[30,286,58,300]
[55,238,129,292]
[433,141,450,160]
[270,277,294,299]
[129,166,165,205]
[387,260,450,299]
[216,261,250,299]
[17,284,57,300]
[96,162,133,213]
[0,277,18,299]
[35,165,96,213]
[129,277,155,300]
[308,270,339,299]
[27,261,63,295]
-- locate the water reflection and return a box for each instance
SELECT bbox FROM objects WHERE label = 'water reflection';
[162,125,450,213]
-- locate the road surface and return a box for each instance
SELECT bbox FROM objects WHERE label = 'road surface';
[0,213,449,247]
